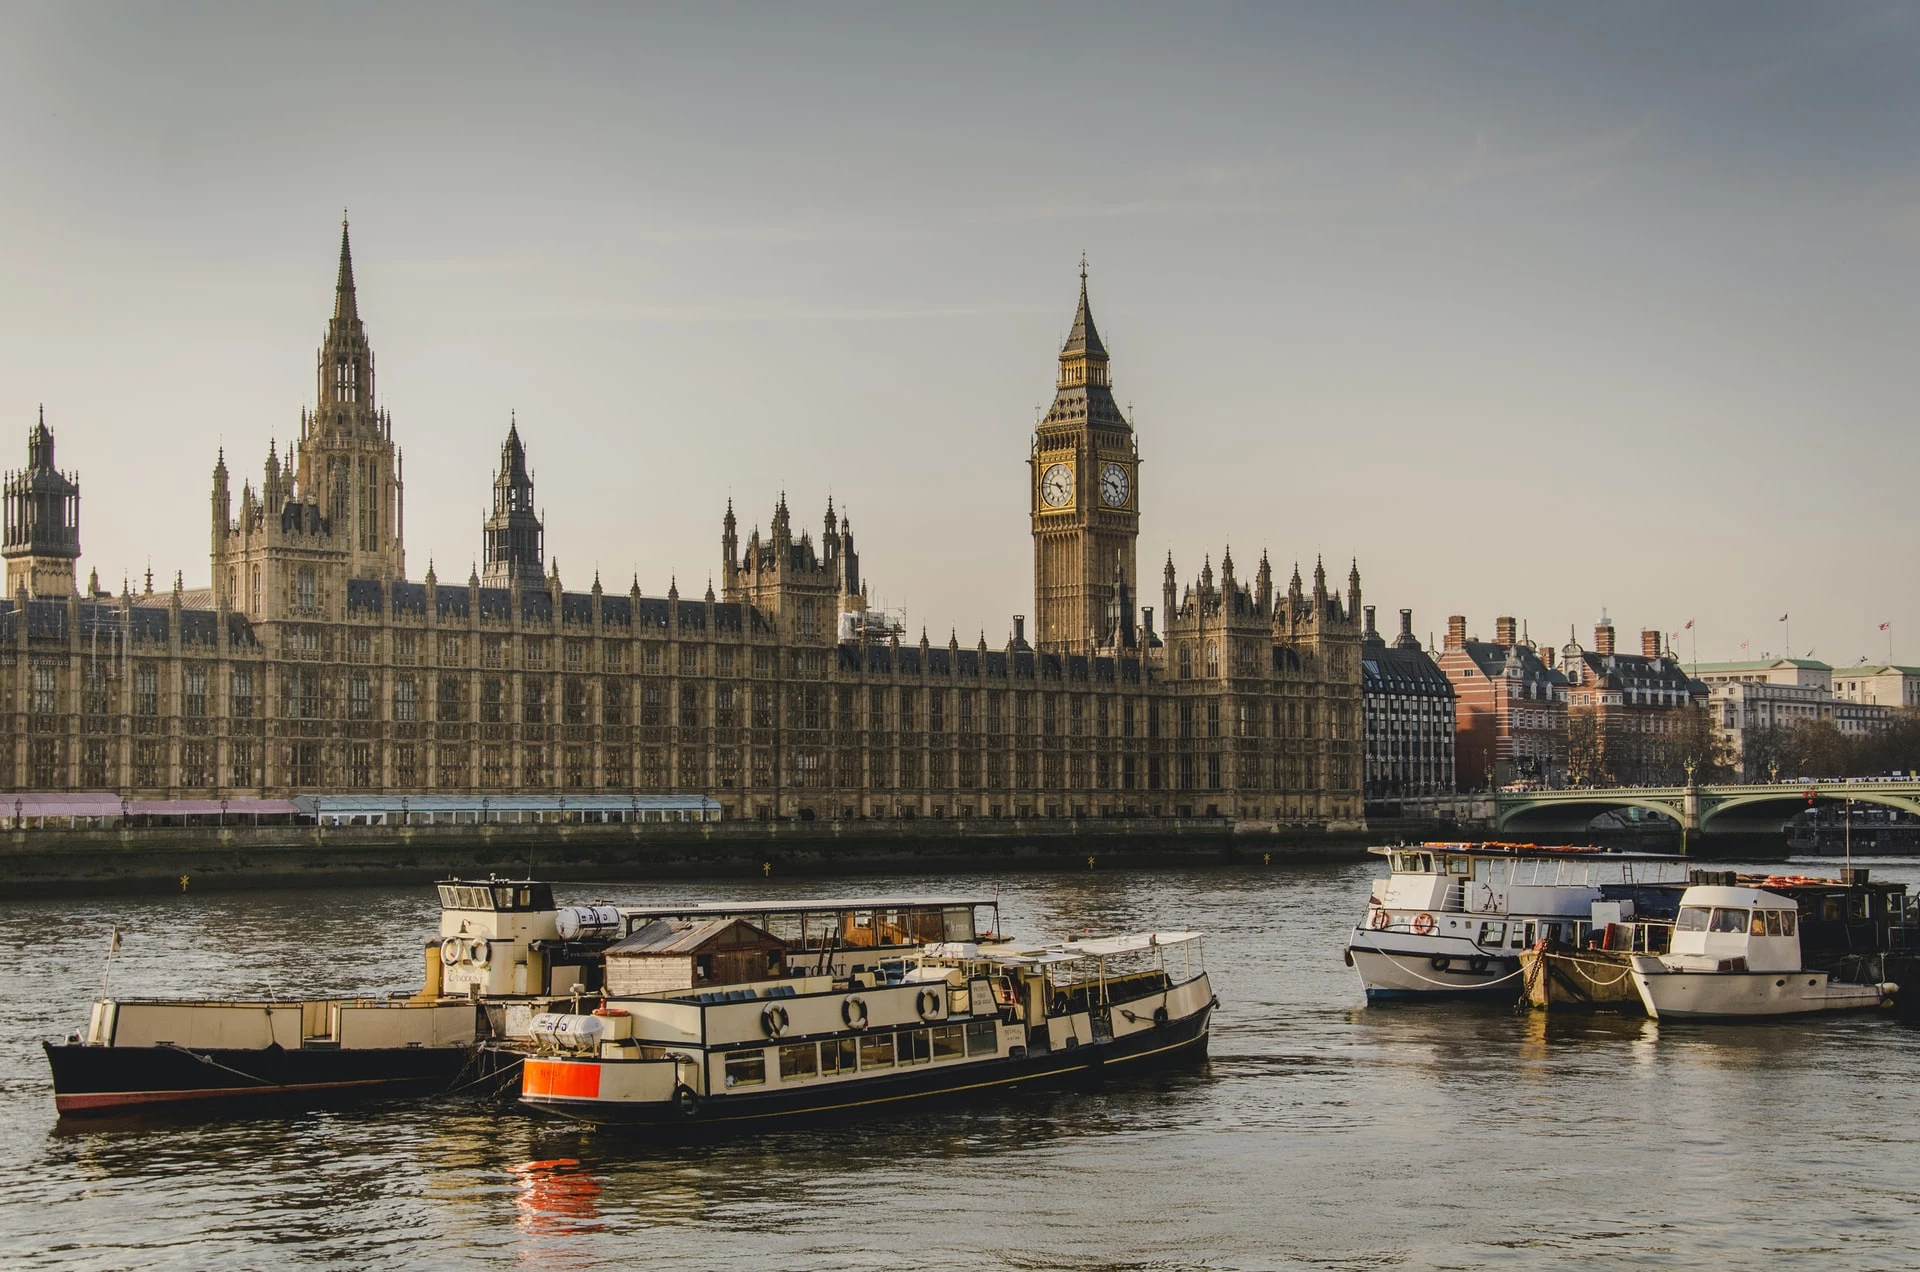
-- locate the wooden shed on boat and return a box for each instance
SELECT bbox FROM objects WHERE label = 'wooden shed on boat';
[603,917,787,996]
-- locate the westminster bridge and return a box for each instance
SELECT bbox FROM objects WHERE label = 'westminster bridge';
[1494,780,1920,842]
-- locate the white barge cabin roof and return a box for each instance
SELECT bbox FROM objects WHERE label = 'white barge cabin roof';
[626,896,998,916]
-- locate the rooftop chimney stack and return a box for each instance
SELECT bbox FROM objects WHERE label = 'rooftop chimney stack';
[1446,615,1467,651]
[1541,646,1557,669]
[1496,616,1517,646]
[1363,604,1377,638]
[1641,629,1662,659]
[1595,615,1616,656]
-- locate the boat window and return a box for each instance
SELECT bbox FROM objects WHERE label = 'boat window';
[1750,911,1768,937]
[1764,910,1783,937]
[858,1033,895,1071]
[1780,910,1795,937]
[821,1038,856,1076]
[910,910,944,944]
[438,886,457,907]
[943,906,977,943]
[931,1024,966,1060]
[1675,907,1709,933]
[494,888,514,910]
[844,911,876,949]
[1446,857,1471,876]
[778,1043,818,1082]
[965,1019,998,1056]
[897,1029,932,1066]
[1708,908,1750,935]
[723,1050,766,1088]
[1478,922,1505,946]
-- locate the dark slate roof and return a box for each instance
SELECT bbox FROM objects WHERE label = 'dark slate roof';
[1119,657,1142,684]
[228,613,261,648]
[712,602,742,632]
[985,651,1008,677]
[129,607,169,643]
[1569,649,1697,693]
[478,588,512,621]
[897,647,921,675]
[346,579,383,614]
[637,598,671,629]
[1458,640,1569,690]
[25,600,68,639]
[600,595,631,627]
[1064,654,1090,682]
[866,645,892,674]
[560,592,593,625]
[927,647,951,675]
[1092,657,1116,683]
[521,590,553,624]
[1362,637,1455,696]
[437,588,470,620]
[180,611,221,646]
[391,582,426,616]
[280,502,328,535]
[1012,651,1035,679]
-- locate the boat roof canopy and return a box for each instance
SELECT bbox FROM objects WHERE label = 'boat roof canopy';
[627,896,997,916]
[1679,885,1796,909]
[1371,843,1687,862]
[971,931,1202,966]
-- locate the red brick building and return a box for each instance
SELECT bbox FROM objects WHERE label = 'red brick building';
[1436,615,1569,791]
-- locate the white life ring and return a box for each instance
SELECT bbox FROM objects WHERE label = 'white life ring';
[467,938,490,967]
[761,1004,790,1038]
[916,988,943,1021]
[842,995,868,1030]
[440,937,463,966]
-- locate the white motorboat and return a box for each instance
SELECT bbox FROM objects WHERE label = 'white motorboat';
[1629,884,1898,1020]
[1345,843,1688,1001]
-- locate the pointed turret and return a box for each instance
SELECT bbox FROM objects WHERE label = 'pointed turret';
[334,216,359,324]
[482,415,544,588]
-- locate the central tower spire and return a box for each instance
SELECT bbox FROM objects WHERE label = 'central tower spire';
[333,215,359,324]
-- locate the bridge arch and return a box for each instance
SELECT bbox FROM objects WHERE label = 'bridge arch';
[1701,789,1920,831]
[1495,793,1687,835]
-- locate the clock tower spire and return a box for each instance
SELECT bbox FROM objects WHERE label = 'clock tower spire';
[1030,257,1139,655]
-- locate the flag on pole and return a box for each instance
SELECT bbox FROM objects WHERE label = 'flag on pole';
[108,926,121,954]
[1881,622,1892,632]
[1741,640,1750,651]
[1779,613,1789,622]
[1684,619,1694,630]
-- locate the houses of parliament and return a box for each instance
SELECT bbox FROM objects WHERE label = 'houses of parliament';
[1,226,1364,825]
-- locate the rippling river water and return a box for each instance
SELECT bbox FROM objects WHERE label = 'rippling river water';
[6,857,1920,1270]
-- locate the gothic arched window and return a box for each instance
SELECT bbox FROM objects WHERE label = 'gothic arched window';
[1205,643,1220,678]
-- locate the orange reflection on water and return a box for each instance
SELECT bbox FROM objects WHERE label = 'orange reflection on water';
[510,1157,604,1237]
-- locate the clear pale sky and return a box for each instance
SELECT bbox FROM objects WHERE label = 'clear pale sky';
[2,4,1915,666]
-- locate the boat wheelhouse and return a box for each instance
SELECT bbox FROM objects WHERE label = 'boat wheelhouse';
[1345,843,1690,1001]
[1628,884,1898,1020]
[517,928,1213,1127]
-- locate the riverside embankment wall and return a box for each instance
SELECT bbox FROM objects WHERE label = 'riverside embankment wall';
[0,819,1387,897]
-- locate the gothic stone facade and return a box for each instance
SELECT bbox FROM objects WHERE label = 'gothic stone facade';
[1,228,1363,824]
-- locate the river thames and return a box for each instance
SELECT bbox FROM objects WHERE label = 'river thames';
[5,857,1920,1270]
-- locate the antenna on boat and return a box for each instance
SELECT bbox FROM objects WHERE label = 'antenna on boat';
[100,926,122,1001]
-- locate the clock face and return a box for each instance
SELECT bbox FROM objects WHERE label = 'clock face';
[1099,462,1129,507]
[1040,462,1074,509]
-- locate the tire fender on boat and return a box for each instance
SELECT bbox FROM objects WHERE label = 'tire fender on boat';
[1153,1005,1170,1029]
[761,1004,789,1038]
[1467,956,1489,974]
[1430,955,1451,972]
[440,937,463,966]
[1412,913,1435,936]
[674,1083,701,1118]
[916,988,942,1021]
[1343,948,1355,967]
[842,995,868,1030]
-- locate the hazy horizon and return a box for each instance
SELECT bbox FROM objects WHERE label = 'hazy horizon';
[3,4,1916,667]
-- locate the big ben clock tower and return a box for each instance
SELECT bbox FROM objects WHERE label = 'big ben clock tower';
[1031,259,1140,654]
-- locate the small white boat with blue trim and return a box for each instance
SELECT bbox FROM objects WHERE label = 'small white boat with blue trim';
[1629,884,1898,1020]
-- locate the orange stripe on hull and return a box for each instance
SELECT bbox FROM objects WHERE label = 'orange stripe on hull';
[522,1059,602,1100]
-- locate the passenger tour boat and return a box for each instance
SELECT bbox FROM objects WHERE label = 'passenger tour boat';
[517,921,1215,1126]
